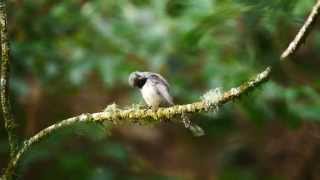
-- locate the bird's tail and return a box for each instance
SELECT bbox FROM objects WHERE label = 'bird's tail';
[182,113,205,137]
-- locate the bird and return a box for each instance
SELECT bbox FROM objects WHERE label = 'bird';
[128,71,204,136]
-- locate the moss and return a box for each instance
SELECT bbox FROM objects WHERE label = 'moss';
[1,67,271,179]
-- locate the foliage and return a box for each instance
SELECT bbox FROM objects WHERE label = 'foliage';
[1,0,320,179]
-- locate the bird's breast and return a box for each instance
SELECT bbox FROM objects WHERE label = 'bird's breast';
[141,83,164,109]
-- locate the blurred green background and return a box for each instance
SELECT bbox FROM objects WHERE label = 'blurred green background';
[1,0,320,179]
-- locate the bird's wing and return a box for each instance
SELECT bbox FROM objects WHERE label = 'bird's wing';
[148,74,174,106]
[145,72,170,88]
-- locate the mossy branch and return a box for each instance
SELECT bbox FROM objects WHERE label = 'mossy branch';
[0,0,18,158]
[1,67,271,180]
[281,0,320,60]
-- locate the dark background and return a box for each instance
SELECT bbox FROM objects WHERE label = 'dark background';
[1,0,320,179]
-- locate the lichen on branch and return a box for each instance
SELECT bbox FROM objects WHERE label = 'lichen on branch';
[1,67,271,179]
[0,0,18,158]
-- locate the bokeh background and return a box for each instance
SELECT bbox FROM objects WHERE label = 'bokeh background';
[1,0,320,179]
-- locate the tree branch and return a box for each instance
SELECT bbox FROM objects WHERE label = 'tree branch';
[0,0,18,158]
[1,67,271,179]
[281,0,320,60]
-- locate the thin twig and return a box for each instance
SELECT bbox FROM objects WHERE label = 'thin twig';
[0,0,18,158]
[1,67,271,179]
[281,0,320,60]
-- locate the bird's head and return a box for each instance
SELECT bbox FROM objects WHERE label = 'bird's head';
[128,71,147,89]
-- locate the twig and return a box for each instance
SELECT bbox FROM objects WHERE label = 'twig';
[0,0,18,158]
[281,0,320,60]
[1,67,271,179]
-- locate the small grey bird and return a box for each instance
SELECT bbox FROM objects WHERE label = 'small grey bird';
[128,71,204,136]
